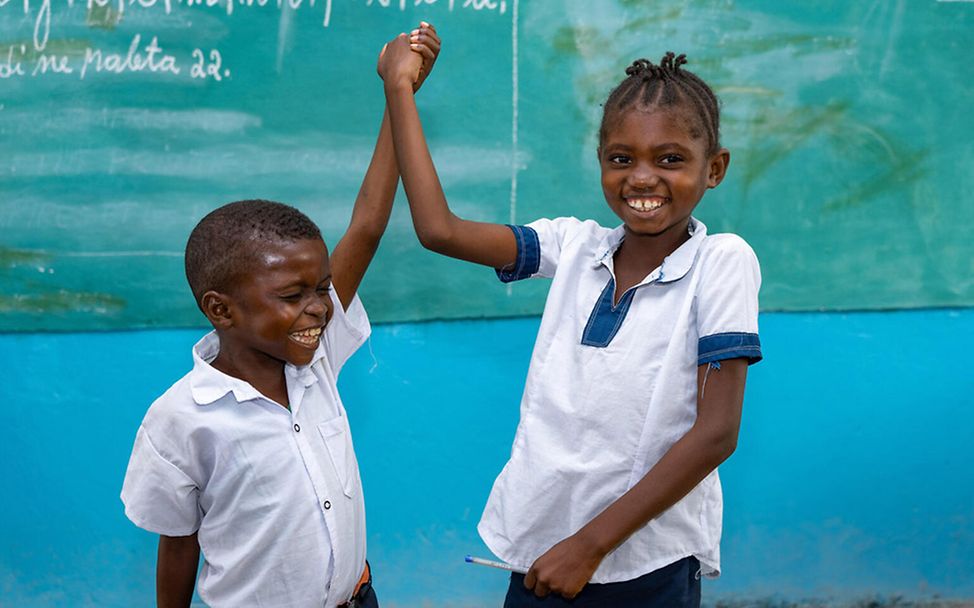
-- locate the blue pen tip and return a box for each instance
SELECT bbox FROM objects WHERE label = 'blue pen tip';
[464,555,473,562]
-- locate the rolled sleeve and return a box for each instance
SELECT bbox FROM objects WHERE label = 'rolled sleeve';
[696,235,763,366]
[322,291,371,376]
[121,425,201,537]
[495,217,586,282]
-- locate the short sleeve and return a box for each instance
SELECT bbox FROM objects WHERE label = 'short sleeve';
[321,290,371,376]
[120,425,201,536]
[696,235,763,366]
[496,217,584,282]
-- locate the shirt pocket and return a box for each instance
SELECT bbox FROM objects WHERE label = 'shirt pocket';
[317,416,357,498]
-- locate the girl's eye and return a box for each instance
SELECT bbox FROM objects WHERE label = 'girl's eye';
[608,154,631,165]
[659,154,684,165]
[316,286,331,296]
[281,293,301,301]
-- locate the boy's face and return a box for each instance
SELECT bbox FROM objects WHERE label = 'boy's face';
[599,107,727,240]
[225,238,334,369]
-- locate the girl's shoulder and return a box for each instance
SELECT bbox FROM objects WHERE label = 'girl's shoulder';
[699,231,758,258]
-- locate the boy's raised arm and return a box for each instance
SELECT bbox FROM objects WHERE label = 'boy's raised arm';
[378,32,518,270]
[157,533,200,608]
[330,24,441,310]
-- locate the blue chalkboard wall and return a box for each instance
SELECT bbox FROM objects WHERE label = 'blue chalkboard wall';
[2,0,972,331]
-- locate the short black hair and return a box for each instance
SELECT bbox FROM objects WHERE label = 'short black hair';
[600,52,722,155]
[185,199,322,307]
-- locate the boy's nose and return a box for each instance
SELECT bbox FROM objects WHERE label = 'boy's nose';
[306,296,329,318]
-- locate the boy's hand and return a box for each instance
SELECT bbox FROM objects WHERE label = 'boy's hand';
[378,22,440,92]
[523,533,604,600]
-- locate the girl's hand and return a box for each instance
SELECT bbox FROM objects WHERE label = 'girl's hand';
[378,22,440,92]
[522,533,605,600]
[409,22,440,92]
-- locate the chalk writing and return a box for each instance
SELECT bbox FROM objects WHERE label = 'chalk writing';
[366,0,507,15]
[0,0,505,84]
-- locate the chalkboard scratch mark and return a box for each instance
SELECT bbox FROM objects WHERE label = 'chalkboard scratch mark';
[0,247,51,269]
[823,152,927,213]
[61,250,183,257]
[741,102,850,188]
[276,2,294,74]
[0,290,126,315]
[879,0,906,79]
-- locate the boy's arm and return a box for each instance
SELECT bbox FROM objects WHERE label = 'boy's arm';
[329,24,441,311]
[522,359,749,600]
[157,532,200,608]
[378,33,518,269]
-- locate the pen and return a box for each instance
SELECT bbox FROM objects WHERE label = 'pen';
[464,555,528,574]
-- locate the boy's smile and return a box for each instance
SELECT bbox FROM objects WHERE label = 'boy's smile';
[215,238,334,378]
[599,108,727,245]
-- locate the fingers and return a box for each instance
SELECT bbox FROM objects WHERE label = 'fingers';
[410,43,435,64]
[523,567,551,599]
[409,22,441,54]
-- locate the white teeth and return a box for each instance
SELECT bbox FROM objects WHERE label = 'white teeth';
[290,327,322,345]
[627,198,664,212]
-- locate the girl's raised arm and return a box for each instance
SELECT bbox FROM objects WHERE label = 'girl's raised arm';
[378,30,518,270]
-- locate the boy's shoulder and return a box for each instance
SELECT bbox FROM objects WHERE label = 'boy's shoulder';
[141,368,203,430]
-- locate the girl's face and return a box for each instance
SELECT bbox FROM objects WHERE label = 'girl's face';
[599,107,728,241]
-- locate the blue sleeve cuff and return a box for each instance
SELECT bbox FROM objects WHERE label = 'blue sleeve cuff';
[495,225,540,283]
[698,332,763,365]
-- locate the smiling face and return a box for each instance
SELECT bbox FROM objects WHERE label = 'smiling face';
[599,107,728,246]
[222,237,334,370]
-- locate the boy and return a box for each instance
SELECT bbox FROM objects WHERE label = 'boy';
[121,25,440,608]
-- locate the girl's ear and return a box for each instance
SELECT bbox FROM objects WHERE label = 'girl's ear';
[201,291,233,329]
[707,149,731,188]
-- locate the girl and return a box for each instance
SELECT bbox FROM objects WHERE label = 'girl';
[379,35,761,607]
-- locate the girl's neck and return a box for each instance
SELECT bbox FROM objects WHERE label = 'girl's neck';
[611,222,691,304]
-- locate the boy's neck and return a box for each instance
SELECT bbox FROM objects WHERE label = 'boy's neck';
[210,336,290,409]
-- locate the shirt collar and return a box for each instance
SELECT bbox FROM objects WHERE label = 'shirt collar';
[591,217,708,284]
[188,331,321,406]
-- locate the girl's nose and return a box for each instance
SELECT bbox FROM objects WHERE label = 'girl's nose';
[629,164,658,188]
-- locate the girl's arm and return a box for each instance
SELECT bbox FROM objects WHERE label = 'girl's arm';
[330,24,441,311]
[523,359,749,600]
[157,532,200,608]
[378,33,518,269]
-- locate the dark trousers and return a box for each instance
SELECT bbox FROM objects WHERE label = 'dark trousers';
[503,557,700,608]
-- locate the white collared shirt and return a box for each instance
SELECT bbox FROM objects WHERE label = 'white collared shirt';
[479,217,762,582]
[121,291,370,608]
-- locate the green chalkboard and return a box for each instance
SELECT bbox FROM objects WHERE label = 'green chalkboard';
[2,0,972,331]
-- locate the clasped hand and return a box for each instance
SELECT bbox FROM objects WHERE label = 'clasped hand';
[377,22,440,92]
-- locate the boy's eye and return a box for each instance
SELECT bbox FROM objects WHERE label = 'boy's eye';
[280,292,302,301]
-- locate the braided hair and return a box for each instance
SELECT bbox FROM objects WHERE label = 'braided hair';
[599,52,721,155]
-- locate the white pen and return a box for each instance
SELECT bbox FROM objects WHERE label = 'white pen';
[464,554,528,574]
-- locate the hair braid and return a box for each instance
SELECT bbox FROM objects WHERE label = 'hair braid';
[599,52,721,154]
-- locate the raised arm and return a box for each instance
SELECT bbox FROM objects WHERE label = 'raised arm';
[330,23,441,310]
[523,359,749,600]
[378,32,518,269]
[157,532,200,608]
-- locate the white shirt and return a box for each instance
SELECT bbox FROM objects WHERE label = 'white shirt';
[121,291,370,608]
[478,217,761,582]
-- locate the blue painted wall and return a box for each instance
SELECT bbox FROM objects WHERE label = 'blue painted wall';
[2,309,972,606]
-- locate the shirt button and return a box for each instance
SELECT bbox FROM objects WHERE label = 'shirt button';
[323,500,331,510]
[293,424,300,432]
